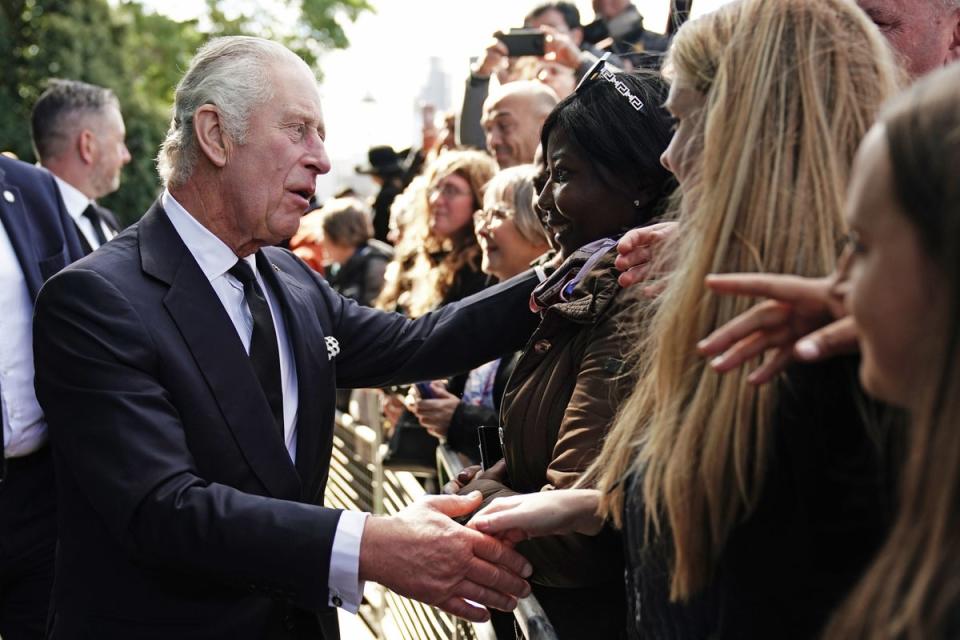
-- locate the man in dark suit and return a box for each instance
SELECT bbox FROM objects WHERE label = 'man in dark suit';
[31,79,130,253]
[0,155,84,639]
[33,36,537,639]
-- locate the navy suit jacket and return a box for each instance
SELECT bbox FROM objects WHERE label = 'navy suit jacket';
[0,156,84,300]
[33,201,540,639]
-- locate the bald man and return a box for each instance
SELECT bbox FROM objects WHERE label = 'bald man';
[481,81,558,169]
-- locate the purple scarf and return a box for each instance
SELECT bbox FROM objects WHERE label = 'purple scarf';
[530,237,618,312]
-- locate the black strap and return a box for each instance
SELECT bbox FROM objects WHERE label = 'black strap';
[81,204,108,246]
[228,257,284,438]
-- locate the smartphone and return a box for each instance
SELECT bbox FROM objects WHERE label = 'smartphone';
[478,425,504,470]
[495,29,546,57]
[414,381,435,400]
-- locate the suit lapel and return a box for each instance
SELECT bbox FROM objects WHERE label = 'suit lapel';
[139,205,301,500]
[259,256,332,500]
[0,180,43,297]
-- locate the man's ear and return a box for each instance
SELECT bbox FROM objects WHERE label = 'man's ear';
[77,129,96,165]
[194,104,229,168]
[947,9,960,65]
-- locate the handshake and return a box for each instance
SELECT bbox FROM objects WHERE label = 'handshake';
[357,490,532,622]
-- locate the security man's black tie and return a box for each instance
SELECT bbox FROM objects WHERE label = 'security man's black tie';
[228,258,284,438]
[81,204,108,246]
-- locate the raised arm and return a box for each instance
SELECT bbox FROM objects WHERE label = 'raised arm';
[697,273,858,384]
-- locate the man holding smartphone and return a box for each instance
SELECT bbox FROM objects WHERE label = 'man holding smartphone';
[458,2,620,152]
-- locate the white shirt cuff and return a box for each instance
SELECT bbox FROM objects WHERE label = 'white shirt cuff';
[327,510,368,613]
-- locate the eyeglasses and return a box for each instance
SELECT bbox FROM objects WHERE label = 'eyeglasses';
[429,182,472,200]
[574,52,645,113]
[474,207,510,228]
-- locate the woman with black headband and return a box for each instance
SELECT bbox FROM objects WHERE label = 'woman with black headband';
[449,57,674,638]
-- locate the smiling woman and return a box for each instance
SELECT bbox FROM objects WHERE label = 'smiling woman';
[454,64,674,638]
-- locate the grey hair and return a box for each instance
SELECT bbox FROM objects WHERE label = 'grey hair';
[31,79,119,162]
[482,164,551,246]
[157,36,298,188]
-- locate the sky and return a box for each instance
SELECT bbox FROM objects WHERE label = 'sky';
[137,0,733,199]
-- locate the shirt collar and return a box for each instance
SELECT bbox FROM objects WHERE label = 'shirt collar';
[160,189,253,281]
[53,175,95,223]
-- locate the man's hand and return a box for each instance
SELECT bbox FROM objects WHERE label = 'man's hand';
[472,40,509,79]
[468,489,604,545]
[541,26,582,70]
[698,273,858,384]
[615,221,677,290]
[409,382,459,438]
[358,492,533,622]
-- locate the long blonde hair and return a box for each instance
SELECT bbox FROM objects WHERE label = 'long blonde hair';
[375,150,496,317]
[593,0,899,599]
[825,63,960,640]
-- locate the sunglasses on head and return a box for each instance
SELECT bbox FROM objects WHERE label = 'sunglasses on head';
[574,52,645,113]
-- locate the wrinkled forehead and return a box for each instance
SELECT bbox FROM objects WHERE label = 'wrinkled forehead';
[268,60,324,123]
[484,92,536,120]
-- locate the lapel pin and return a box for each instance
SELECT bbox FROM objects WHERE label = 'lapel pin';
[272,262,281,272]
[2,190,14,203]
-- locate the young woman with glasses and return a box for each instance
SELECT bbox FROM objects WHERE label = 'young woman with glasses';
[376,149,496,317]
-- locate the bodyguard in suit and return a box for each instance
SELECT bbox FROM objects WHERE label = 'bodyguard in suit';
[31,79,130,254]
[0,155,84,639]
[33,36,538,639]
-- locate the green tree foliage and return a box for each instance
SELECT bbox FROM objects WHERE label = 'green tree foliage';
[0,0,371,223]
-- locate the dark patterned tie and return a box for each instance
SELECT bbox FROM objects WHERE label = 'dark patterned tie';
[228,258,284,438]
[81,204,108,247]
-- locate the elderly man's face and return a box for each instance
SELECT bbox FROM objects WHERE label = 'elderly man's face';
[222,60,331,249]
[482,93,546,169]
[857,0,960,77]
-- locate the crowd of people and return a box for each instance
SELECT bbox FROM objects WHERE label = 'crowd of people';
[2,0,960,639]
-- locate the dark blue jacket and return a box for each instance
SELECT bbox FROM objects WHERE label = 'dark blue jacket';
[33,201,540,639]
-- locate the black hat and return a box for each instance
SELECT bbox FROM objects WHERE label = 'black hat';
[355,145,405,176]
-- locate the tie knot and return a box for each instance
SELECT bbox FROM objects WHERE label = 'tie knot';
[228,259,258,287]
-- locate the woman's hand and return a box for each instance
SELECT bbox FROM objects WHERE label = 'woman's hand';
[409,381,460,439]
[698,273,858,384]
[467,489,604,544]
[443,460,508,495]
[443,464,483,495]
[615,221,678,291]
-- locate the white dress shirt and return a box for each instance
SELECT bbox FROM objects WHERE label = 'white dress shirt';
[53,175,115,250]
[161,191,366,613]
[0,225,46,458]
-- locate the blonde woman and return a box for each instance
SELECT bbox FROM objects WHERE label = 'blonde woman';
[471,1,900,637]
[698,64,960,639]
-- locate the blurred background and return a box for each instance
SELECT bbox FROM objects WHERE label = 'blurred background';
[1,0,731,223]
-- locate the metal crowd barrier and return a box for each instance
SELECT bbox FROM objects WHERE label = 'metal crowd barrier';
[434,445,558,640]
[324,389,557,640]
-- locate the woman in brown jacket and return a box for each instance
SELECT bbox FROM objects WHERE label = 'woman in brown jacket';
[454,63,675,639]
